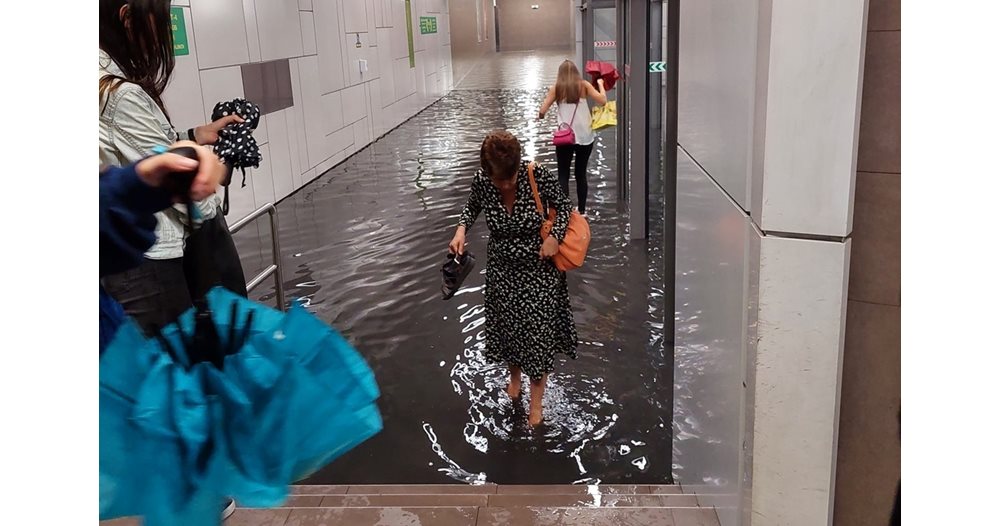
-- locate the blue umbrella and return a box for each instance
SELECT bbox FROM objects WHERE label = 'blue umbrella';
[100,287,382,525]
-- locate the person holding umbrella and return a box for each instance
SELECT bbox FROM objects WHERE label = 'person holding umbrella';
[100,142,225,353]
[99,0,248,339]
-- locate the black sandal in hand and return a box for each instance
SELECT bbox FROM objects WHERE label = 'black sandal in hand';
[441,252,476,300]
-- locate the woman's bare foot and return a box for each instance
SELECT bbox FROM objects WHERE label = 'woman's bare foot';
[528,402,544,426]
[507,381,522,400]
[528,374,548,426]
[507,365,522,400]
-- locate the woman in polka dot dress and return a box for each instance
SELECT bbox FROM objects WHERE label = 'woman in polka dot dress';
[449,131,579,426]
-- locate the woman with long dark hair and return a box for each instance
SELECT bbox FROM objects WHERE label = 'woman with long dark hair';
[99,0,247,340]
[538,60,607,215]
[449,131,578,426]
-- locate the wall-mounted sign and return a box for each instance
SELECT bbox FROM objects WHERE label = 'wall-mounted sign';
[170,7,189,56]
[419,16,437,35]
[648,61,667,73]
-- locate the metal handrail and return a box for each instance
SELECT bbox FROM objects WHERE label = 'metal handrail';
[229,203,285,311]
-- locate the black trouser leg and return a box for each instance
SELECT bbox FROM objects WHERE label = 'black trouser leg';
[101,257,193,336]
[555,145,574,199]
[575,143,594,213]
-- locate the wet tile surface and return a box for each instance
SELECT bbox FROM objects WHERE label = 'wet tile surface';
[495,484,650,495]
[320,494,490,507]
[487,494,689,508]
[346,484,498,495]
[476,507,680,526]
[226,508,293,526]
[289,485,349,495]
[647,485,684,494]
[283,506,479,526]
[278,496,323,507]
[671,507,722,526]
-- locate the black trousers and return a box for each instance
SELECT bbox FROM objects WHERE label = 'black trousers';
[555,142,595,213]
[102,208,247,335]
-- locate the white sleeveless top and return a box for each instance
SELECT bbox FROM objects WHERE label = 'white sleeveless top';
[556,96,594,146]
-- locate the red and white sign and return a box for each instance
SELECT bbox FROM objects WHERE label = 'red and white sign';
[594,40,616,48]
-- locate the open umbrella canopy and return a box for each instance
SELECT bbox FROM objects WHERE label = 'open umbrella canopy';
[100,287,382,526]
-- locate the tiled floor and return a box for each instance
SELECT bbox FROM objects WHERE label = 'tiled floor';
[100,485,720,526]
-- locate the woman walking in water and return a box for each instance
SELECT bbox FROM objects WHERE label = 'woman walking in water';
[449,131,578,426]
[538,60,607,215]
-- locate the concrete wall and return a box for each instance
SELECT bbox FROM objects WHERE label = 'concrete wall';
[448,0,497,84]
[497,0,572,51]
[674,0,868,524]
[163,0,454,221]
[833,0,901,524]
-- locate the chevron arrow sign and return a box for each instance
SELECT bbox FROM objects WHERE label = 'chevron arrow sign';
[648,61,666,73]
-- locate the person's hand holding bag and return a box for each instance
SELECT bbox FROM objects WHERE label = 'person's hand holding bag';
[539,236,559,260]
[192,114,245,145]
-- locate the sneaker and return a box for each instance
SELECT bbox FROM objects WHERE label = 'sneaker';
[441,252,476,300]
[222,498,236,521]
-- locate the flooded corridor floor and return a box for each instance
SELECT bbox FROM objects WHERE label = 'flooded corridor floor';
[233,81,669,485]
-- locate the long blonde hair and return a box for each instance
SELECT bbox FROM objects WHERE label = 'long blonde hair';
[554,60,584,104]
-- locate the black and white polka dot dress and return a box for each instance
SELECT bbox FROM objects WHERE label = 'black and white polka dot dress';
[458,161,578,380]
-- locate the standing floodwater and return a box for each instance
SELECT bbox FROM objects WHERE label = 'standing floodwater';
[234,86,670,485]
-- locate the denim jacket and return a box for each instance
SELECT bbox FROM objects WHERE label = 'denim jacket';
[99,49,219,260]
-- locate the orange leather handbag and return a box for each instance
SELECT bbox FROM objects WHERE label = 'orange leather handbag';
[527,162,591,271]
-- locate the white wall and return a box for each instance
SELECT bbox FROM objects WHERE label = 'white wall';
[164,0,453,221]
[675,0,867,525]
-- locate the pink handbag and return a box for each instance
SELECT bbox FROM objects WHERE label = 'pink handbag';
[552,102,579,147]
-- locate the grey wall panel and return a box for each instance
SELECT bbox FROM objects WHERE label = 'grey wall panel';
[677,0,758,210]
[674,149,750,526]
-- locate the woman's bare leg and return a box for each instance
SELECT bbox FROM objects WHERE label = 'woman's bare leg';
[507,365,523,400]
[528,374,548,426]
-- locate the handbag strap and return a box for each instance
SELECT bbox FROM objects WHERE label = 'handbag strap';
[527,162,545,217]
[557,100,580,127]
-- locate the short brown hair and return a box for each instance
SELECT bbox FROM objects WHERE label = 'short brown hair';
[480,130,522,180]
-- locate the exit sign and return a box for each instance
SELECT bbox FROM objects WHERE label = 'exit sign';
[170,8,189,56]
[419,16,437,34]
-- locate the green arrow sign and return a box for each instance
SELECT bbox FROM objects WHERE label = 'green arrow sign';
[648,61,666,73]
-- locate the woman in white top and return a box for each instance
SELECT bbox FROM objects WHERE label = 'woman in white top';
[538,60,607,215]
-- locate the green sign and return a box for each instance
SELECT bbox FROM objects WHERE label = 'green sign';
[405,0,415,68]
[419,16,438,35]
[648,61,666,73]
[170,7,189,56]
